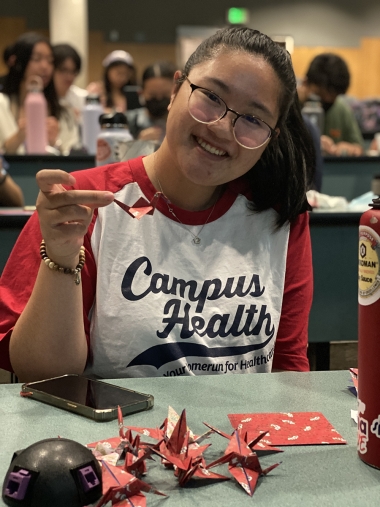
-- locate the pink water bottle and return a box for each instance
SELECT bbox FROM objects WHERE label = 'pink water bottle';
[24,76,48,154]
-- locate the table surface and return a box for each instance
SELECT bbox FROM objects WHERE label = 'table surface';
[0,371,379,506]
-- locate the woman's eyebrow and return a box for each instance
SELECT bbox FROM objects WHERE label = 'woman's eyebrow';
[204,76,275,121]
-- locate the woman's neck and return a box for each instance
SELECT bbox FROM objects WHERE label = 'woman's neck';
[143,143,223,211]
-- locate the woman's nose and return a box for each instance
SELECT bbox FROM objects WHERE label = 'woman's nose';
[206,110,235,137]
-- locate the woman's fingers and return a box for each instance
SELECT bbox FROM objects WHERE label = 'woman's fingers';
[35,169,115,264]
[36,169,114,209]
[36,169,76,192]
[38,188,114,210]
[40,202,94,228]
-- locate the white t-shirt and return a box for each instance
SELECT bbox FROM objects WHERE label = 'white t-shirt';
[0,156,313,377]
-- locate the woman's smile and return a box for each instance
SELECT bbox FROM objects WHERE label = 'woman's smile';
[194,135,228,157]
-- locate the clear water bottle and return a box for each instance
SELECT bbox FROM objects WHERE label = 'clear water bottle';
[24,76,48,154]
[302,95,325,134]
[96,112,133,166]
[82,94,103,155]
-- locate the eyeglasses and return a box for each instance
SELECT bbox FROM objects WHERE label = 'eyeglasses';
[185,76,276,149]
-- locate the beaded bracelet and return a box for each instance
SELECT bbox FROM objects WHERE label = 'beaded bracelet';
[39,240,86,285]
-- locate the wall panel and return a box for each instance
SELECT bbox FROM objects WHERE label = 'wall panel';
[0,17,379,99]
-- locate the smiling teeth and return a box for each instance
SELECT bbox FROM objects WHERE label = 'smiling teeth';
[196,137,226,156]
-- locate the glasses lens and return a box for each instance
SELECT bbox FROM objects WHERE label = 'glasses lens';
[188,88,225,123]
[234,115,271,149]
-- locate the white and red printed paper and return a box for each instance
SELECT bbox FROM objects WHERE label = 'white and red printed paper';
[228,412,346,446]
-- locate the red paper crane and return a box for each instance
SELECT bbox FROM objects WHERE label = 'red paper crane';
[203,422,283,454]
[114,192,161,220]
[95,460,166,507]
[206,429,281,496]
[147,409,229,486]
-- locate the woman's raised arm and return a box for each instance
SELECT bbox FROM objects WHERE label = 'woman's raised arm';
[9,169,114,382]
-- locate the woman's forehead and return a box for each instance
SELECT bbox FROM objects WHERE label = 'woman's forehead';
[32,42,52,55]
[189,50,275,81]
[188,51,281,121]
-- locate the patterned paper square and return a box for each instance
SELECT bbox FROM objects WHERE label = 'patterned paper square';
[228,412,346,445]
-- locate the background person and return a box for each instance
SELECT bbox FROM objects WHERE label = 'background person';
[0,44,16,92]
[87,50,135,113]
[0,157,24,207]
[0,32,79,155]
[299,53,363,156]
[0,27,314,382]
[52,43,88,123]
[127,61,176,145]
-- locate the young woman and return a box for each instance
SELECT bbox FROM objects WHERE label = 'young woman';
[0,32,79,155]
[52,43,88,122]
[87,50,135,113]
[0,27,314,381]
[127,61,176,144]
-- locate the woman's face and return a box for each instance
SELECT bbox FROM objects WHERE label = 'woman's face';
[107,63,131,89]
[143,77,173,101]
[165,50,281,188]
[54,57,78,97]
[143,76,173,118]
[24,42,54,89]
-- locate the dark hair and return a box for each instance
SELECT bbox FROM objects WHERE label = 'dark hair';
[104,61,135,109]
[52,43,81,73]
[3,32,62,119]
[306,53,350,95]
[3,43,15,66]
[182,26,314,226]
[142,61,176,86]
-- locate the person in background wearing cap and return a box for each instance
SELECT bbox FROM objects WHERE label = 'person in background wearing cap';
[127,61,176,145]
[87,50,135,113]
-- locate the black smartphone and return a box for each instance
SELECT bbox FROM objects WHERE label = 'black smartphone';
[21,374,154,421]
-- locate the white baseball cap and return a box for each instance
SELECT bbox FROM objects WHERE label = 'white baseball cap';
[102,50,134,68]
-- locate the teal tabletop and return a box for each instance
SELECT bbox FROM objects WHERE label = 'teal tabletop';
[0,371,379,506]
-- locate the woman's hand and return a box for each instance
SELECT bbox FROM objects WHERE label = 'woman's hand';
[3,118,26,153]
[320,135,337,155]
[333,141,363,157]
[36,169,114,266]
[46,116,59,147]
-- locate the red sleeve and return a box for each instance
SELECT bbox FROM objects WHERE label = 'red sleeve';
[0,160,137,373]
[272,212,313,372]
[0,214,97,374]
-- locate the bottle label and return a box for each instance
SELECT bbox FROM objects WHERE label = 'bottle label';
[96,138,112,163]
[358,225,380,305]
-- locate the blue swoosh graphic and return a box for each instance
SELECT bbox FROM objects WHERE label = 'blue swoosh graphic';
[126,335,273,370]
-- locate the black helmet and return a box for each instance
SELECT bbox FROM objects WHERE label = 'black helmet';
[2,438,102,507]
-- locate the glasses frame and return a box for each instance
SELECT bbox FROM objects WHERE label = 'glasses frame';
[184,76,276,150]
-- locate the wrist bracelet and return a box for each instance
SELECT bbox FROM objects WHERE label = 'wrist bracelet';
[39,240,86,285]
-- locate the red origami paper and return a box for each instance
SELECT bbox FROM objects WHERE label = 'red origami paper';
[95,460,166,507]
[147,408,229,486]
[206,430,280,496]
[114,192,161,220]
[203,422,283,454]
[228,412,346,446]
[349,368,358,397]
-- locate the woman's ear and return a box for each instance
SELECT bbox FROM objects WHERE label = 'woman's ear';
[168,70,183,111]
